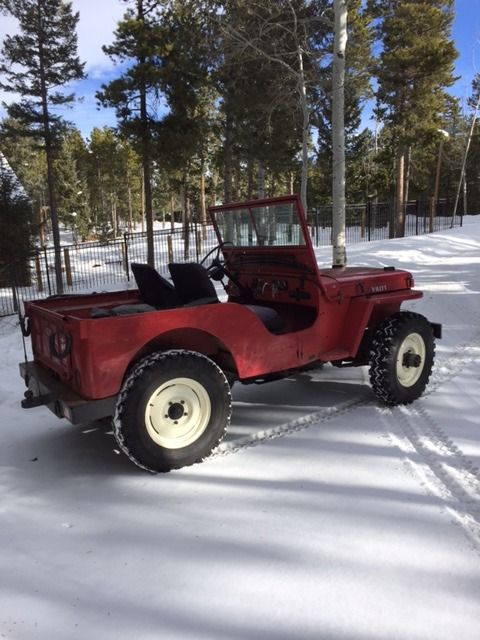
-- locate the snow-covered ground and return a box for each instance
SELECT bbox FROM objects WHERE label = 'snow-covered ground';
[1,220,479,639]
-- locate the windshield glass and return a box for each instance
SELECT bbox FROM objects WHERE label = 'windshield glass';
[212,201,306,247]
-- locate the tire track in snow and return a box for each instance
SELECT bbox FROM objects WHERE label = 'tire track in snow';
[379,402,480,550]
[427,334,480,394]
[211,394,370,458]
[210,336,480,461]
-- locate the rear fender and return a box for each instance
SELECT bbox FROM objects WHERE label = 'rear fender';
[125,328,237,379]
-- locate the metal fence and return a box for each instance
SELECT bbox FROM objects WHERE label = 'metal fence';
[0,199,464,318]
[308,199,460,245]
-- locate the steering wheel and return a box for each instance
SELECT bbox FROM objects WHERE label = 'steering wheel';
[200,241,234,281]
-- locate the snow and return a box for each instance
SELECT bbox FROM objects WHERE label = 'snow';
[1,219,480,639]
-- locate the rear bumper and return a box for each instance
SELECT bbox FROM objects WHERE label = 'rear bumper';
[19,361,117,425]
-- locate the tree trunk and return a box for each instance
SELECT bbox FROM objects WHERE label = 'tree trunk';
[37,24,63,293]
[395,146,406,237]
[170,194,175,231]
[127,184,133,231]
[289,171,295,195]
[247,158,254,200]
[199,167,207,226]
[200,167,207,240]
[297,46,309,212]
[138,0,154,266]
[224,105,234,203]
[257,163,265,198]
[332,0,348,268]
[183,169,190,261]
[404,146,411,204]
[114,199,119,237]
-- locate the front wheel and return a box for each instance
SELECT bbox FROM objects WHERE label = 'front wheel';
[114,350,232,472]
[369,312,435,406]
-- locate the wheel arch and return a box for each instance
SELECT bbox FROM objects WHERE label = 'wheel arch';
[337,297,403,362]
[124,328,238,381]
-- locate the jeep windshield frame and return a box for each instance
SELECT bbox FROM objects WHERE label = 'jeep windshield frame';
[209,194,310,249]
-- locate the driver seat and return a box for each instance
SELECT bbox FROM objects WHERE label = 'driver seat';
[168,261,285,333]
[168,263,220,306]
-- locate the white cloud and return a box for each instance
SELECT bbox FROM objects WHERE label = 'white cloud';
[0,1,126,82]
[73,0,127,78]
[0,1,127,133]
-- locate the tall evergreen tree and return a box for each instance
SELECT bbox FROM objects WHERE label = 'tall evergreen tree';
[54,129,91,242]
[154,0,218,239]
[87,127,142,238]
[97,0,163,267]
[0,117,49,243]
[217,0,327,207]
[0,155,34,290]
[370,0,457,236]
[0,0,85,292]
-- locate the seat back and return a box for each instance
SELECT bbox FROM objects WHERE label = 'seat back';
[131,262,180,308]
[168,263,219,305]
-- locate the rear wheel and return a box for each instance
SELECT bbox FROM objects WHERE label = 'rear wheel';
[114,350,231,472]
[369,312,435,406]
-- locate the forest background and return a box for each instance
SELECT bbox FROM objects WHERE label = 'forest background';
[0,0,479,291]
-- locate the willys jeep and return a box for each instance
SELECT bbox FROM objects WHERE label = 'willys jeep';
[19,195,441,472]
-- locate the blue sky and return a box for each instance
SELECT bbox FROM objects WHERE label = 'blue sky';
[451,0,480,107]
[0,0,479,138]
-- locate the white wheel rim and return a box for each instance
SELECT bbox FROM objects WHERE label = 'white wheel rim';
[396,332,426,387]
[144,377,211,449]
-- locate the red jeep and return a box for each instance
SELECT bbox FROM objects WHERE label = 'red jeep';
[19,195,441,472]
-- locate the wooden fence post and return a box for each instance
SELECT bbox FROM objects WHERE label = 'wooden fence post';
[64,248,73,287]
[35,254,44,292]
[429,196,435,234]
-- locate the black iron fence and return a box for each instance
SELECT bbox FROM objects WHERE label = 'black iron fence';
[308,199,460,245]
[0,199,464,318]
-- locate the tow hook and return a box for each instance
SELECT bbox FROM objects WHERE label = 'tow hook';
[403,352,421,368]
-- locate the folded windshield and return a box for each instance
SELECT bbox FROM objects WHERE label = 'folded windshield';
[211,201,306,247]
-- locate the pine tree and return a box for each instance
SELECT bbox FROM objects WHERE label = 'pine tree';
[216,0,326,207]
[97,0,163,267]
[0,117,49,243]
[0,0,85,292]
[154,0,218,242]
[86,127,142,238]
[54,129,91,242]
[0,156,34,290]
[371,0,457,236]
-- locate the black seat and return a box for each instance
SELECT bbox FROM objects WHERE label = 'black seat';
[168,263,219,306]
[167,262,284,332]
[131,262,180,309]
